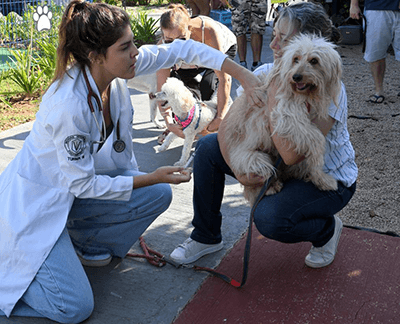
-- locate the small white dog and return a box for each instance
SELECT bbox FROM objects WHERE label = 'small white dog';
[224,34,342,205]
[128,59,196,129]
[153,77,218,166]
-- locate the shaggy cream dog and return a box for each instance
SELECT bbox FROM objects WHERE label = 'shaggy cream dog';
[224,34,342,206]
[153,77,218,166]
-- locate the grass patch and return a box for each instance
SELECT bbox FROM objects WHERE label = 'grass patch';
[0,78,40,131]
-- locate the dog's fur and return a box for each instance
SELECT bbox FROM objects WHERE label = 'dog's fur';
[224,34,342,206]
[128,60,194,129]
[153,77,219,166]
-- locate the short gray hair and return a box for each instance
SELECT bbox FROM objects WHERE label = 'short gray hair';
[276,2,342,44]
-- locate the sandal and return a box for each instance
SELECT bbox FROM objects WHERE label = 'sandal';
[368,94,385,104]
[157,129,170,145]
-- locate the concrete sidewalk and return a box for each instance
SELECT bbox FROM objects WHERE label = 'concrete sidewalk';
[0,25,274,324]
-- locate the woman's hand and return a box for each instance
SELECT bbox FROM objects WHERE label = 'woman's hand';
[152,166,192,184]
[206,116,223,132]
[167,123,185,139]
[220,58,266,108]
[133,166,191,188]
[235,172,266,188]
[349,1,361,20]
[160,106,185,139]
[241,76,266,108]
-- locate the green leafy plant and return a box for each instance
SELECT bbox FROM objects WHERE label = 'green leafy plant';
[7,46,44,96]
[130,11,160,47]
[104,0,122,6]
[35,37,58,83]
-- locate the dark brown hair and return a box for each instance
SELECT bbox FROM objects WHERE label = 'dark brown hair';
[53,0,130,82]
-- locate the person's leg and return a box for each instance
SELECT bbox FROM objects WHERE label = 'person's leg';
[250,33,263,63]
[231,0,250,65]
[392,10,400,95]
[1,228,94,323]
[363,10,394,101]
[253,179,356,267]
[237,34,247,63]
[170,134,235,263]
[187,0,200,16]
[67,170,172,258]
[191,134,235,244]
[249,0,267,70]
[253,179,355,246]
[196,0,211,16]
[370,58,386,98]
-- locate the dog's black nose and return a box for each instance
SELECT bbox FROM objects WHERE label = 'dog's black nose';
[292,74,303,82]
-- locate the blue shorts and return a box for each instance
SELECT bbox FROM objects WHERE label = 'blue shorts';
[364,10,400,62]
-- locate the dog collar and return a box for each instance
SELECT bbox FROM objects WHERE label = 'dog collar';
[174,103,202,130]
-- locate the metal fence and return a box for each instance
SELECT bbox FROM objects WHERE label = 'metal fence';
[0,0,79,71]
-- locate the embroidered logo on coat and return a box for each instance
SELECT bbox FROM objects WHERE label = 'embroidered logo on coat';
[64,135,86,161]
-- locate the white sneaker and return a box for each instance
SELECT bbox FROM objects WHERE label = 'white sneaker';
[305,215,343,268]
[170,238,224,264]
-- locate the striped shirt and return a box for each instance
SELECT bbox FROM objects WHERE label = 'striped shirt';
[236,63,358,187]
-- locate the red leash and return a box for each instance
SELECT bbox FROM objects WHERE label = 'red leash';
[126,237,166,267]
[127,158,281,288]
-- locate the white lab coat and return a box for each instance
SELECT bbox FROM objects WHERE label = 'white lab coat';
[0,39,228,316]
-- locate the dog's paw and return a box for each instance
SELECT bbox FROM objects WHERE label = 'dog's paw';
[156,145,167,153]
[154,121,166,129]
[265,179,283,196]
[174,160,186,167]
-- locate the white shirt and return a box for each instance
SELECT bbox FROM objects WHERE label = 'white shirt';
[0,39,228,317]
[236,63,358,187]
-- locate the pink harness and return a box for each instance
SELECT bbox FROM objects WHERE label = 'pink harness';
[174,104,201,130]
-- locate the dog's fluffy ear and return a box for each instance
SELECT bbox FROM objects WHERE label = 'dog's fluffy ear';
[318,40,343,108]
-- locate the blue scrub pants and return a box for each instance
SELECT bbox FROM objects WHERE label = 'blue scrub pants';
[0,170,172,323]
[190,134,356,248]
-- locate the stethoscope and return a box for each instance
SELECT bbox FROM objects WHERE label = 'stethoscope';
[82,68,125,154]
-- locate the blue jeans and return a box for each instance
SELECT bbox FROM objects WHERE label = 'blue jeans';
[190,134,356,248]
[1,170,172,323]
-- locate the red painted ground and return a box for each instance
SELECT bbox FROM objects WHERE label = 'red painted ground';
[174,227,400,324]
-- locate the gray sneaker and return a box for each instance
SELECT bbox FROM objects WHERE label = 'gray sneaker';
[305,215,343,268]
[170,238,224,264]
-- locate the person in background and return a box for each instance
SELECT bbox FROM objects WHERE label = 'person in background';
[170,2,358,271]
[187,0,211,16]
[230,0,268,71]
[156,4,237,144]
[350,0,400,104]
[0,1,262,322]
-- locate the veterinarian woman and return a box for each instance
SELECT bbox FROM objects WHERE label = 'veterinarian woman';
[0,1,262,322]
[171,2,358,269]
[156,4,237,144]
